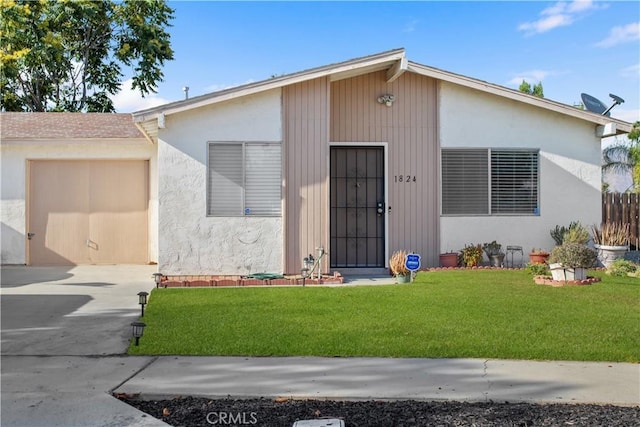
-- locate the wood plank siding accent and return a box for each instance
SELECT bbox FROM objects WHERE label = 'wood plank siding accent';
[330,71,439,267]
[283,77,330,274]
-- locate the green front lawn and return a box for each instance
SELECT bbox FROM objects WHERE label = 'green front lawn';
[129,270,640,362]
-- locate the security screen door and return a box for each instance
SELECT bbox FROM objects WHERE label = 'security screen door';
[330,147,385,268]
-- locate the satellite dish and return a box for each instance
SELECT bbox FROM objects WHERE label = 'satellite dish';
[581,93,609,116]
[580,93,625,117]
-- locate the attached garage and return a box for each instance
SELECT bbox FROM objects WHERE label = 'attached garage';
[0,113,158,266]
[28,160,149,265]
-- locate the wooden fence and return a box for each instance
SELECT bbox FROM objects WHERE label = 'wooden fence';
[602,193,640,249]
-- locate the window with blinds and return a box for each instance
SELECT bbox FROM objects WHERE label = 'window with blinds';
[491,150,538,214]
[442,149,489,214]
[441,149,539,216]
[208,142,282,217]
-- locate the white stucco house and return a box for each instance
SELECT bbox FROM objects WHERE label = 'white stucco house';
[1,48,633,275]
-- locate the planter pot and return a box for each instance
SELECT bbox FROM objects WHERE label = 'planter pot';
[439,253,458,268]
[529,253,549,265]
[489,254,505,267]
[396,273,411,284]
[594,244,628,268]
[549,263,587,281]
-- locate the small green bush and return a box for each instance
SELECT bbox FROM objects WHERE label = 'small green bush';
[525,262,550,276]
[549,243,597,268]
[607,259,639,277]
[562,223,590,245]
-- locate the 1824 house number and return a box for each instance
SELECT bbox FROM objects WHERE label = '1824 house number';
[394,175,417,183]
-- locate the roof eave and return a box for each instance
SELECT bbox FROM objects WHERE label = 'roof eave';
[133,48,407,122]
[408,62,633,135]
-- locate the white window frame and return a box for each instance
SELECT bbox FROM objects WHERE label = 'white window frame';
[441,148,539,216]
[207,141,282,217]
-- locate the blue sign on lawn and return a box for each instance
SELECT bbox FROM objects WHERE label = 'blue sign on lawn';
[405,253,421,271]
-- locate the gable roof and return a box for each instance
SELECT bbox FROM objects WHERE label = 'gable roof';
[0,112,146,143]
[133,48,633,141]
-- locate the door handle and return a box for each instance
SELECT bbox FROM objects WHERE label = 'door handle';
[27,233,35,240]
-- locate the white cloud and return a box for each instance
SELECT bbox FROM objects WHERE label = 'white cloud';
[518,0,607,35]
[507,69,555,85]
[403,19,419,33]
[111,79,172,113]
[596,22,640,48]
[620,64,640,78]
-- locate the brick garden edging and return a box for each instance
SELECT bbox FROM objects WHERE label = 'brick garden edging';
[533,275,601,286]
[157,272,344,288]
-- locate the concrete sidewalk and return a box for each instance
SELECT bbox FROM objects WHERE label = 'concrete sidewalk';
[114,356,640,406]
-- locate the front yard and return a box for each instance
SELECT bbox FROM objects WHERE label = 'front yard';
[129,270,639,362]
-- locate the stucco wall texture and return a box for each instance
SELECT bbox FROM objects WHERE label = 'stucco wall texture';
[157,89,283,275]
[439,82,602,256]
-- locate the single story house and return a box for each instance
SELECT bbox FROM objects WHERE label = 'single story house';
[1,48,633,275]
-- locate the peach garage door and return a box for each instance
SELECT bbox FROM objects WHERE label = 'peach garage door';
[28,160,149,265]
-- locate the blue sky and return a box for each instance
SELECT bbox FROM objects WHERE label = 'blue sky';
[113,0,640,124]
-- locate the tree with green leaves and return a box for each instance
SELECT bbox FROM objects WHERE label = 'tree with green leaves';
[603,121,640,193]
[1,0,174,112]
[518,80,544,98]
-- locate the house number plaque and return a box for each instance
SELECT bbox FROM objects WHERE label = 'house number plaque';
[394,175,417,183]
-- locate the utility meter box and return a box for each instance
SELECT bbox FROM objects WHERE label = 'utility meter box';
[292,419,345,427]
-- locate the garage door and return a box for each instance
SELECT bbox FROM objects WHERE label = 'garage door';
[28,160,149,265]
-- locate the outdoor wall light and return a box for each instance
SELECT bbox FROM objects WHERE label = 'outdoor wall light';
[131,321,146,346]
[152,273,163,288]
[137,291,149,317]
[377,94,395,107]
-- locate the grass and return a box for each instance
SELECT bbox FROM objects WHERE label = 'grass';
[128,269,640,362]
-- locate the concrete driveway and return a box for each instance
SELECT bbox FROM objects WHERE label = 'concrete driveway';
[1,265,158,356]
[1,265,167,427]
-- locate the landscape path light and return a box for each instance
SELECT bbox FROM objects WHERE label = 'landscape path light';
[130,321,146,346]
[137,291,148,317]
[152,273,163,288]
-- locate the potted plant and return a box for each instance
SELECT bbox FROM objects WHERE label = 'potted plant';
[529,248,550,265]
[550,221,590,245]
[439,251,459,268]
[591,223,630,268]
[460,244,483,267]
[548,243,597,281]
[390,250,411,283]
[482,241,505,267]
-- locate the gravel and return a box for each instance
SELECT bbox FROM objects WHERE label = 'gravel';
[120,396,640,426]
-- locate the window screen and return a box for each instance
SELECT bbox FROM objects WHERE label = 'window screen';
[441,149,539,215]
[491,150,539,214]
[442,149,489,214]
[208,142,281,216]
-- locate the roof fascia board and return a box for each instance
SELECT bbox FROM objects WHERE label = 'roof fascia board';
[408,61,632,134]
[133,49,406,121]
[0,137,150,146]
[386,57,408,83]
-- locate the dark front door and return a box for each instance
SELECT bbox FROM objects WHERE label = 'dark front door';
[330,147,385,268]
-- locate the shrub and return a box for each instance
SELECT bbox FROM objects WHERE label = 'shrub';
[549,243,597,268]
[390,250,409,275]
[482,241,503,257]
[592,223,630,246]
[562,223,590,245]
[607,259,638,277]
[550,221,578,245]
[550,221,590,245]
[461,244,483,267]
[525,262,550,276]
